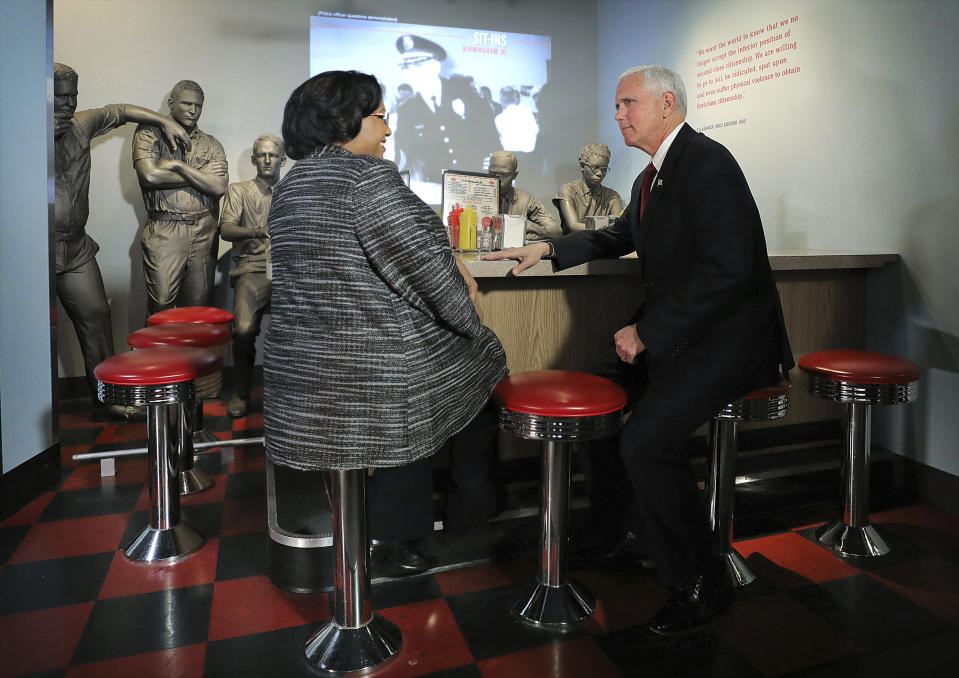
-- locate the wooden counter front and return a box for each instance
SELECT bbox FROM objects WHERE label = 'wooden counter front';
[461,250,899,432]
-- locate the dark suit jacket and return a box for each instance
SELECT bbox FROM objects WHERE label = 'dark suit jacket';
[552,123,793,402]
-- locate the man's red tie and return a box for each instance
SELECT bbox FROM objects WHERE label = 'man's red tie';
[640,162,656,218]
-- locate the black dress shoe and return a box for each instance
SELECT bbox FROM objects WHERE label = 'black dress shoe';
[647,569,733,636]
[570,530,654,570]
[369,539,437,575]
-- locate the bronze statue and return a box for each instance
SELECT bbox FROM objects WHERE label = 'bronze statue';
[488,150,561,241]
[219,134,286,418]
[133,80,227,314]
[554,144,623,233]
[54,63,190,421]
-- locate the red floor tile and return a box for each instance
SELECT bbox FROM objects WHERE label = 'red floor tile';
[873,503,959,554]
[477,637,621,678]
[59,411,107,430]
[232,412,264,430]
[576,569,670,633]
[0,491,55,528]
[207,575,330,641]
[374,598,475,677]
[61,444,91,467]
[0,602,94,677]
[220,498,267,535]
[434,560,537,597]
[98,539,219,599]
[870,555,959,623]
[7,514,129,563]
[734,531,862,588]
[203,400,228,417]
[714,592,862,676]
[95,422,149,445]
[65,642,206,678]
[60,458,147,491]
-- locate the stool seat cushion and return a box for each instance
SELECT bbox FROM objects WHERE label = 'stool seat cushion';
[493,370,627,417]
[95,347,223,385]
[798,350,920,385]
[147,306,235,326]
[127,323,231,349]
[745,376,792,400]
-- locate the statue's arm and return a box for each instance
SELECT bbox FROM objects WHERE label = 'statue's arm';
[119,105,191,152]
[136,156,227,197]
[219,186,266,241]
[557,198,586,232]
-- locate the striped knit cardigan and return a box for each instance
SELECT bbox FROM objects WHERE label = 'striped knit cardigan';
[264,145,508,470]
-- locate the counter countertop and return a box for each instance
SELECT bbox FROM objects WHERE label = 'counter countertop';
[457,249,899,278]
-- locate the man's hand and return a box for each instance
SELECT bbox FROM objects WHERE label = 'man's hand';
[160,118,192,153]
[614,324,646,364]
[481,241,551,276]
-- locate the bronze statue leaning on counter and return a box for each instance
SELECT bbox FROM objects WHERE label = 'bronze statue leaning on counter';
[487,150,562,242]
[554,143,623,233]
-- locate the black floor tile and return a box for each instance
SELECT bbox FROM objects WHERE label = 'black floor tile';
[59,426,103,447]
[371,573,444,610]
[788,573,948,652]
[598,624,761,678]
[225,470,266,500]
[445,583,586,662]
[38,483,142,522]
[180,502,225,539]
[0,552,114,614]
[194,452,229,475]
[71,584,213,664]
[216,531,268,581]
[419,665,482,678]
[0,524,31,565]
[204,624,322,678]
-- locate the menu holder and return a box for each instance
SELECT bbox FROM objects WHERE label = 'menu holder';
[441,170,500,251]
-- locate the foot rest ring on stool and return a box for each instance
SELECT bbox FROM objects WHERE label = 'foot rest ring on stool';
[493,370,626,629]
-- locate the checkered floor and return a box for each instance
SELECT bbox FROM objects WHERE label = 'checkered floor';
[2,393,959,677]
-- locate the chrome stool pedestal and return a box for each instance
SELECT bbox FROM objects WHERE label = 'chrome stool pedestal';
[95,347,221,562]
[799,350,920,558]
[303,469,401,674]
[494,370,626,629]
[706,378,790,586]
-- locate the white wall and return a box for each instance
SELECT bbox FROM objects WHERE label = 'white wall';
[1,0,56,473]
[52,0,598,381]
[597,0,959,475]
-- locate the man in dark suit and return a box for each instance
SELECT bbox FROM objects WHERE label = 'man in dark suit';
[483,65,793,635]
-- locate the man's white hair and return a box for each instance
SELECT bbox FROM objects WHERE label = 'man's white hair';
[619,65,687,114]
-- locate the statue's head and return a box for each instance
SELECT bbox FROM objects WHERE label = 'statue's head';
[251,133,286,181]
[53,63,79,139]
[168,80,205,131]
[579,143,611,188]
[489,150,518,188]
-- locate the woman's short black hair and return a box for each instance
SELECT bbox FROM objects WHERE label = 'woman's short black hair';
[282,70,383,160]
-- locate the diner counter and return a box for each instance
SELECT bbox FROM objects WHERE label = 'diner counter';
[460,249,900,447]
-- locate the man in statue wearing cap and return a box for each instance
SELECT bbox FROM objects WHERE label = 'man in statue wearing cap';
[488,151,561,241]
[393,34,498,185]
[133,80,228,314]
[220,134,286,418]
[553,144,623,233]
[54,62,190,421]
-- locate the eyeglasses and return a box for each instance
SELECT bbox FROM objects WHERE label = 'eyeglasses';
[581,162,610,174]
[369,112,390,125]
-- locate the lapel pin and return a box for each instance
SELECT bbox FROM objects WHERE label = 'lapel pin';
[657,179,663,186]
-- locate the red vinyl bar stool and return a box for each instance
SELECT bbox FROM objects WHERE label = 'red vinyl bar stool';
[95,347,222,562]
[493,370,626,627]
[799,350,920,557]
[127,323,232,495]
[302,469,402,674]
[147,306,234,443]
[705,377,791,586]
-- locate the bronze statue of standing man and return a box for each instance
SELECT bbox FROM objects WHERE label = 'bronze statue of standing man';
[54,62,190,420]
[133,80,227,314]
[220,134,285,418]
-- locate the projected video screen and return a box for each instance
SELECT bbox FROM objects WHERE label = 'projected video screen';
[310,13,552,204]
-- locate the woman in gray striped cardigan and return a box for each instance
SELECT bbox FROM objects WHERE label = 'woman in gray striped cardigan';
[264,71,508,570]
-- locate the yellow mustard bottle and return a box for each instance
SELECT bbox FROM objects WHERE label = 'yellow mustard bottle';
[459,204,477,250]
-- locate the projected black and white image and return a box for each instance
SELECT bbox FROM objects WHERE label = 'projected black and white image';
[310,14,551,204]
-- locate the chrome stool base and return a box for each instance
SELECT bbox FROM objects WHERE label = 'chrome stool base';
[303,615,402,675]
[723,549,758,587]
[816,521,891,558]
[179,467,214,495]
[510,579,596,628]
[125,522,204,562]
